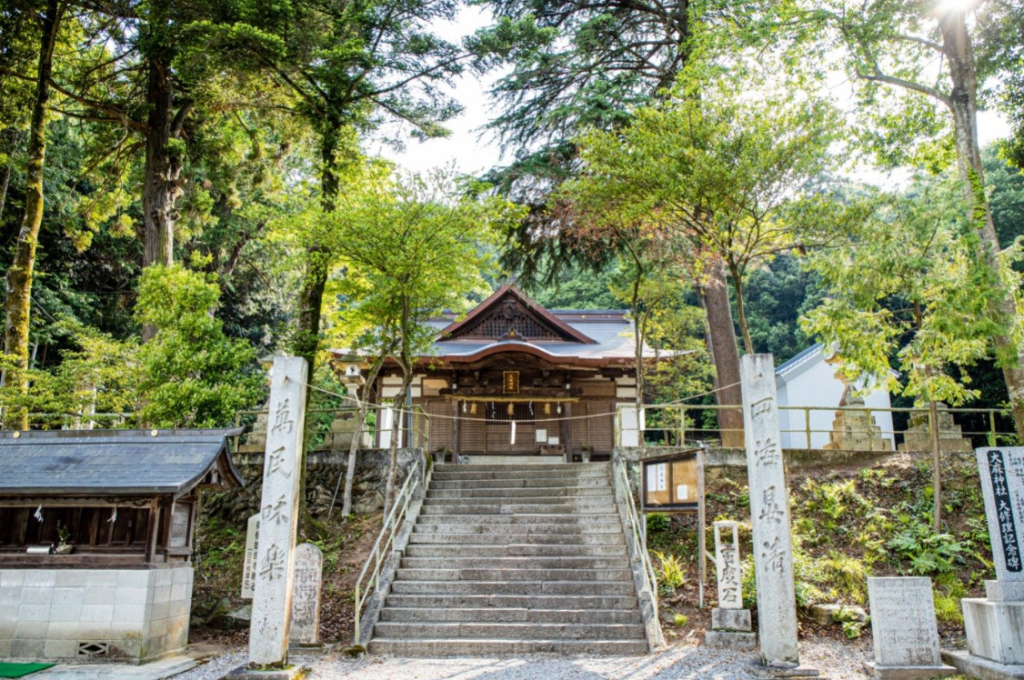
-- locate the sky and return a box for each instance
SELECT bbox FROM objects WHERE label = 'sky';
[374,8,1013,181]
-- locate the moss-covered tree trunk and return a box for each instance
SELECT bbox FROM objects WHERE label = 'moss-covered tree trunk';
[2,0,63,429]
[938,9,1024,439]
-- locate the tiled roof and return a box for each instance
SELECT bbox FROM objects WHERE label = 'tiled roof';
[0,428,244,497]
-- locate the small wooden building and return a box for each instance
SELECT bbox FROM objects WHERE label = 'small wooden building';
[0,428,242,661]
[334,285,653,460]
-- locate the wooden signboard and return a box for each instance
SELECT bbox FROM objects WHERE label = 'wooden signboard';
[640,447,707,606]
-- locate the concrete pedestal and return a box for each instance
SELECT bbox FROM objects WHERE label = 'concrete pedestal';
[706,608,756,651]
[863,660,955,680]
[963,599,1024,664]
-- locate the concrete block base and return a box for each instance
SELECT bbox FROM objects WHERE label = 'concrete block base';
[863,661,956,680]
[223,664,306,680]
[964,598,1024,665]
[712,608,752,631]
[705,630,756,651]
[943,650,1024,680]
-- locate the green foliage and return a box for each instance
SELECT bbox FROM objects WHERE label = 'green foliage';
[136,265,263,428]
[934,579,968,625]
[886,522,965,576]
[672,613,689,627]
[832,606,866,640]
[646,513,669,533]
[802,175,1016,407]
[652,550,686,596]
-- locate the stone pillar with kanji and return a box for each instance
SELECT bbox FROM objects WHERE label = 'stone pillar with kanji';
[247,357,307,669]
[741,354,819,677]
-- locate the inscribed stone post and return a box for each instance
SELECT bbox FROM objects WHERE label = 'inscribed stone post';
[865,577,954,679]
[289,543,323,646]
[241,514,260,599]
[715,521,742,609]
[976,448,1024,597]
[249,356,307,667]
[741,353,801,669]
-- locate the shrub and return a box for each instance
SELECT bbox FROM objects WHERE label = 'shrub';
[652,550,686,596]
[646,513,669,532]
[673,613,689,627]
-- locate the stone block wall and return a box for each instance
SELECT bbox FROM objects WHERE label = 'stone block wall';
[0,566,193,662]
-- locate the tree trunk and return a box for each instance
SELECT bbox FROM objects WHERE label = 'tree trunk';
[938,10,1024,438]
[703,258,744,447]
[341,358,385,517]
[141,55,183,272]
[729,264,754,354]
[383,368,412,513]
[2,0,62,430]
[294,123,342,378]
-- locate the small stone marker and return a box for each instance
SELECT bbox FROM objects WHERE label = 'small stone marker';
[241,514,260,600]
[865,577,954,679]
[705,520,755,652]
[715,520,742,609]
[248,356,308,670]
[289,543,323,647]
[740,354,816,676]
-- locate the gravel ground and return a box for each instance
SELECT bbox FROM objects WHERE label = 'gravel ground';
[169,651,246,680]
[168,640,873,680]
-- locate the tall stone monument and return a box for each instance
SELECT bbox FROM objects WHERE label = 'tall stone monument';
[289,543,323,647]
[741,354,819,677]
[705,520,756,651]
[233,356,308,678]
[945,448,1024,680]
[864,577,955,679]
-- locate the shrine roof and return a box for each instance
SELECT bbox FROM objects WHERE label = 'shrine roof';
[0,428,245,498]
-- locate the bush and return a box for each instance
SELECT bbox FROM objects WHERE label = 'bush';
[652,550,686,596]
[673,613,689,627]
[646,513,669,532]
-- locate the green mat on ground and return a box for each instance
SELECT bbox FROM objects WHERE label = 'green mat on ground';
[0,663,55,678]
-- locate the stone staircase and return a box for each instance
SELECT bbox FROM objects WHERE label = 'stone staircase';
[367,462,649,656]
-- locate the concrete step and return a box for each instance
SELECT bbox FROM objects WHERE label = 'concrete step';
[379,607,642,624]
[367,638,648,656]
[395,567,633,582]
[388,580,637,596]
[384,594,640,610]
[431,477,611,489]
[420,504,612,515]
[427,486,614,499]
[409,532,624,545]
[401,556,629,570]
[372,621,645,641]
[424,496,613,507]
[415,513,621,526]
[405,543,627,557]
[444,463,608,473]
[431,470,609,482]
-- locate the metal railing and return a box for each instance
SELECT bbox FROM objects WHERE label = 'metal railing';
[612,457,660,627]
[633,403,1018,450]
[352,453,427,644]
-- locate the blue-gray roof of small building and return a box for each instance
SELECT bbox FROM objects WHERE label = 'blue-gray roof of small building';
[0,428,244,498]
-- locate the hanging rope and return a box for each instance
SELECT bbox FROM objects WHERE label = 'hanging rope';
[294,378,744,426]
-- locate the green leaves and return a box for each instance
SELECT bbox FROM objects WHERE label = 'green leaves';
[800,175,1013,406]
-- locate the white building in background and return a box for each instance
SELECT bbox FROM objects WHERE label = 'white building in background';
[775,344,895,450]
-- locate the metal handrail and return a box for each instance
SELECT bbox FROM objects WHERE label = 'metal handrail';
[613,458,659,624]
[632,402,1018,449]
[352,454,425,644]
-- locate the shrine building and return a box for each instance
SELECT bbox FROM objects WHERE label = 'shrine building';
[332,285,655,460]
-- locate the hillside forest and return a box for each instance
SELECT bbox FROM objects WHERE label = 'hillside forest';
[1,0,1024,451]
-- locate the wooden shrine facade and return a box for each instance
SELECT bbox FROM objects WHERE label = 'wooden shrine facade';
[334,285,651,458]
